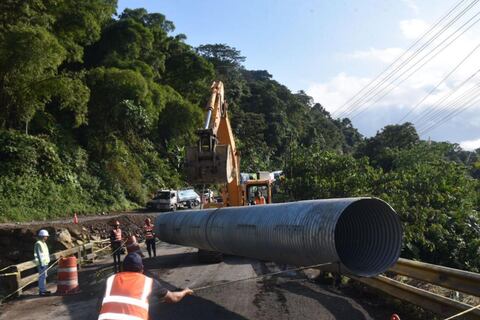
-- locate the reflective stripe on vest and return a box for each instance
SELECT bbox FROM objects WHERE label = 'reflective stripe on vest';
[98,313,145,320]
[144,225,154,239]
[99,273,153,320]
[34,240,50,266]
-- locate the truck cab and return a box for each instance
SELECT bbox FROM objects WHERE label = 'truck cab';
[147,189,178,211]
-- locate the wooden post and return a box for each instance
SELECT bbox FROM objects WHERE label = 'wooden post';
[2,266,21,298]
[76,246,82,271]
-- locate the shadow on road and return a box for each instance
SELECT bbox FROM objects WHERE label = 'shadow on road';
[150,291,249,320]
[143,251,199,269]
[279,280,372,320]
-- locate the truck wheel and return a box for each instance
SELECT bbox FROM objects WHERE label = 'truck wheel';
[198,249,223,263]
[193,200,200,207]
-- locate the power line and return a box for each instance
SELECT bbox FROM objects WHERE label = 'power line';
[348,8,480,119]
[332,0,470,118]
[416,82,480,132]
[335,0,479,119]
[419,89,480,135]
[409,68,480,125]
[398,42,480,123]
[417,82,480,130]
[348,10,480,120]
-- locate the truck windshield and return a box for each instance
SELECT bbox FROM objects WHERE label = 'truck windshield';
[154,192,170,200]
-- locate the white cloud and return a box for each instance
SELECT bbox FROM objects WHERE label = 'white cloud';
[306,16,480,143]
[460,138,480,151]
[402,0,419,14]
[344,47,405,64]
[400,19,429,39]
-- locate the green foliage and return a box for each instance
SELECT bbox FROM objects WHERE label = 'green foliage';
[285,145,378,200]
[356,122,420,170]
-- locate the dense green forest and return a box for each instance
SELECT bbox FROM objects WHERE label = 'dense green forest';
[0,1,478,271]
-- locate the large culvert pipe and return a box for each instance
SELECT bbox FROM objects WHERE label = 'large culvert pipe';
[156,198,403,277]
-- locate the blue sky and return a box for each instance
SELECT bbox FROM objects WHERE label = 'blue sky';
[118,0,480,150]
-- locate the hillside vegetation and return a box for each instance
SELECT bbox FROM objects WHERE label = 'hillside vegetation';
[0,1,478,271]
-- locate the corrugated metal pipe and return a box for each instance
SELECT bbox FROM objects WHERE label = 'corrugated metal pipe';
[156,198,403,277]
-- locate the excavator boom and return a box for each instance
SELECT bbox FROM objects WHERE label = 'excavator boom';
[185,81,239,187]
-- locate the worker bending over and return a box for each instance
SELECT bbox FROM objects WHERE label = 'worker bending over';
[34,229,51,296]
[144,218,156,258]
[98,253,193,320]
[126,235,144,258]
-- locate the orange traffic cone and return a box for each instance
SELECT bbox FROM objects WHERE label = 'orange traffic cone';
[73,213,78,224]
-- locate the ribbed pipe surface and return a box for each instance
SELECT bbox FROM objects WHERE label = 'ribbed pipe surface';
[156,198,403,277]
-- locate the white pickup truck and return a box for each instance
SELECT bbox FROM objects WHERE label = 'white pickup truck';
[147,188,201,211]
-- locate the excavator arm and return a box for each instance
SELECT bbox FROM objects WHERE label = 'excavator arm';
[185,81,242,206]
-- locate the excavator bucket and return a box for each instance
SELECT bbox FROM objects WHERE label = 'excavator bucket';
[185,81,237,185]
[185,142,234,185]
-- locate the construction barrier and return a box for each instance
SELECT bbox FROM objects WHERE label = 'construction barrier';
[56,256,79,295]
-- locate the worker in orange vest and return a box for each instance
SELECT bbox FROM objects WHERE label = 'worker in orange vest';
[144,218,156,258]
[98,253,192,320]
[254,191,266,205]
[109,221,123,273]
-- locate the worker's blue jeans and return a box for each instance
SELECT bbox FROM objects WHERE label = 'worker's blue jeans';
[37,265,48,293]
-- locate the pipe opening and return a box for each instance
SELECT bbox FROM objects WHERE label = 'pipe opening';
[334,198,402,277]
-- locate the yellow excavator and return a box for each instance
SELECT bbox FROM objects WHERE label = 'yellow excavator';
[185,81,272,208]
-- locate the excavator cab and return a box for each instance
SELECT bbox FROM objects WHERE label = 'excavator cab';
[244,180,272,205]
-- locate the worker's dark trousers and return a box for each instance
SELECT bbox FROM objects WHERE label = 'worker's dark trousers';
[112,242,122,273]
[146,239,156,258]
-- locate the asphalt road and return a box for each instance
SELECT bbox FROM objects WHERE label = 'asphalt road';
[0,242,384,320]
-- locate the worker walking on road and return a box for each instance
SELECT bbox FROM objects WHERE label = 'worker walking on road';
[34,229,51,296]
[98,253,193,320]
[110,221,123,273]
[144,218,156,258]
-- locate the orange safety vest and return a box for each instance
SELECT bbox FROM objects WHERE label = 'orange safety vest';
[98,272,153,320]
[144,225,154,239]
[254,196,266,205]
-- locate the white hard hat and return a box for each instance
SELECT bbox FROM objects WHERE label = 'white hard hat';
[38,229,49,237]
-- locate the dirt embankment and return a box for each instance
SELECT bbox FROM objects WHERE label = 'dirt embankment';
[0,213,155,268]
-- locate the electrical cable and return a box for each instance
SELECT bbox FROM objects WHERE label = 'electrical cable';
[335,0,478,118]
[419,88,480,135]
[398,43,480,123]
[348,10,480,120]
[416,81,480,129]
[333,0,470,118]
[407,67,480,124]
